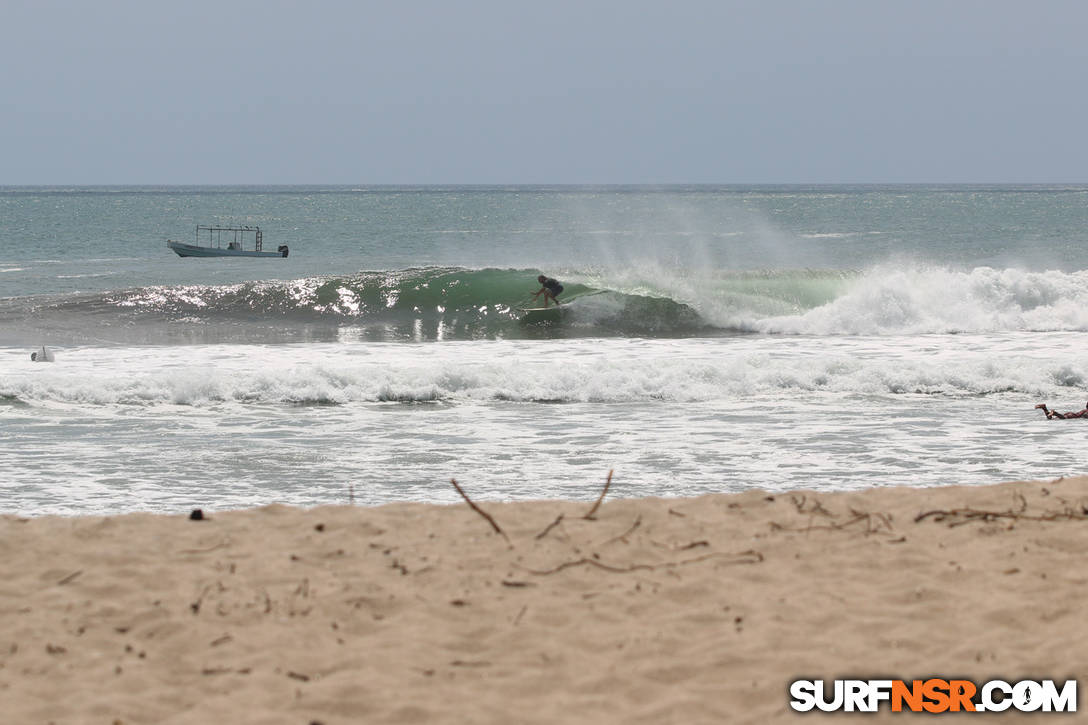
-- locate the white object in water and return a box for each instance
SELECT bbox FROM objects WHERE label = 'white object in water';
[30,346,55,362]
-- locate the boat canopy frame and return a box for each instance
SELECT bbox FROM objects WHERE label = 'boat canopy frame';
[196,225,263,252]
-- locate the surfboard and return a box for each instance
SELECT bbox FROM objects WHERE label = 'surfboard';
[517,306,564,322]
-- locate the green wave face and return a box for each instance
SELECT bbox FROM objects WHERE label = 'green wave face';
[29,264,1087,342]
[36,267,709,341]
[16,266,862,343]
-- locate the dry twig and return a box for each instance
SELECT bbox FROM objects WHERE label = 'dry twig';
[790,494,833,517]
[450,478,510,543]
[534,514,564,540]
[771,511,894,535]
[525,549,763,576]
[56,570,83,586]
[915,506,1088,527]
[598,515,642,546]
[583,469,614,520]
[913,490,1088,527]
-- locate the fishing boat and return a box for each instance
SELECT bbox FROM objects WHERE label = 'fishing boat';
[166,225,289,258]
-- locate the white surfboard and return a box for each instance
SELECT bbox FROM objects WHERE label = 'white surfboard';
[517,306,564,322]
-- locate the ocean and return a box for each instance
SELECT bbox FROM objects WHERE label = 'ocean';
[3,185,1087,516]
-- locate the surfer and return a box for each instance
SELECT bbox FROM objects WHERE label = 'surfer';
[531,275,564,307]
[1034,402,1088,419]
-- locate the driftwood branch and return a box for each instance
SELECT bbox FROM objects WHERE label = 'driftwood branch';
[790,494,833,517]
[915,506,1088,527]
[583,469,614,520]
[770,511,894,536]
[525,549,763,576]
[450,479,510,543]
[598,515,642,546]
[534,514,565,540]
[911,490,1087,528]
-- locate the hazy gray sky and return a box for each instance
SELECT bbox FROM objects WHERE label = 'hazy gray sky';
[4,0,1087,184]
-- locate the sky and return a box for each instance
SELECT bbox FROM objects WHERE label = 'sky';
[3,0,1088,184]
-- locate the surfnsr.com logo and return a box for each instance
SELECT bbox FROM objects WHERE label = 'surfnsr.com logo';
[790,679,1077,713]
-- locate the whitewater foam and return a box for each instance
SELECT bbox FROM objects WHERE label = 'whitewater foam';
[746,267,1088,335]
[4,334,1085,409]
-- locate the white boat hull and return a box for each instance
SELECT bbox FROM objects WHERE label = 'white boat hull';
[167,240,288,258]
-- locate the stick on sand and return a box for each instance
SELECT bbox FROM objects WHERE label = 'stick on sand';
[450,478,510,544]
[583,469,614,520]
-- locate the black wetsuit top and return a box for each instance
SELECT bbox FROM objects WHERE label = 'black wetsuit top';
[542,278,563,295]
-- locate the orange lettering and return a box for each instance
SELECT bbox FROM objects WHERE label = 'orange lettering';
[948,680,977,712]
[892,680,924,712]
[922,678,951,713]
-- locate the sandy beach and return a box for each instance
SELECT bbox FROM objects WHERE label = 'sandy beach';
[2,475,1086,724]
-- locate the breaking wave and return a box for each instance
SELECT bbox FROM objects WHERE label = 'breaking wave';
[4,337,1086,408]
[5,265,1088,344]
